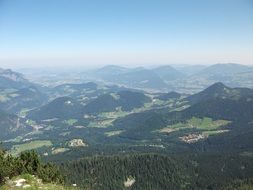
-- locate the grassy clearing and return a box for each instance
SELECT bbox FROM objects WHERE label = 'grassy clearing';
[165,117,231,131]
[19,108,34,117]
[44,125,55,131]
[26,119,37,125]
[159,117,231,137]
[105,130,125,137]
[88,118,115,128]
[0,89,21,103]
[59,132,71,136]
[3,136,23,143]
[62,119,78,126]
[110,93,120,100]
[9,93,19,98]
[9,140,52,156]
[240,151,253,157]
[188,117,230,130]
[158,128,176,134]
[98,99,180,123]
[98,110,129,119]
[202,130,229,136]
[171,105,190,112]
[52,148,70,155]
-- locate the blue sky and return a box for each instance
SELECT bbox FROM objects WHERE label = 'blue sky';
[0,0,252,68]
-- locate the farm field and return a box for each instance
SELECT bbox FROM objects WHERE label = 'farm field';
[9,140,53,156]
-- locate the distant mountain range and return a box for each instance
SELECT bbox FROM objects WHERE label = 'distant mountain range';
[198,63,253,76]
[10,63,253,93]
[89,65,168,90]
[153,65,185,81]
[84,63,253,93]
[171,63,253,93]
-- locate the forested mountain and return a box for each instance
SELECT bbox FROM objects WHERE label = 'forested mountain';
[0,86,47,114]
[96,82,253,151]
[52,82,98,98]
[186,82,253,104]
[184,96,253,123]
[153,65,185,81]
[27,97,83,120]
[84,91,151,113]
[0,68,48,115]
[27,90,151,121]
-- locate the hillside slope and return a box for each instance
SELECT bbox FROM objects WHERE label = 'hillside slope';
[0,68,32,89]
[27,97,83,120]
[0,110,31,140]
[186,82,253,104]
[83,91,151,113]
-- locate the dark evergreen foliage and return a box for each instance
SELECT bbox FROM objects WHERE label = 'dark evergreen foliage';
[0,149,63,185]
[60,153,253,190]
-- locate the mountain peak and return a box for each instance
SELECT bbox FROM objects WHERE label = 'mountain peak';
[186,82,253,104]
[153,65,184,81]
[201,82,231,97]
[206,82,227,90]
[186,82,229,104]
[199,63,252,76]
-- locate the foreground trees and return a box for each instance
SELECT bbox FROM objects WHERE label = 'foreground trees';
[0,148,63,185]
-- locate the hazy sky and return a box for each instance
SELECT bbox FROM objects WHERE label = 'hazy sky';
[0,0,253,68]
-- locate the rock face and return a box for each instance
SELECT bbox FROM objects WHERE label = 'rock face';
[124,177,136,188]
[14,178,26,187]
[0,68,32,89]
[68,139,87,147]
[1,174,68,190]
